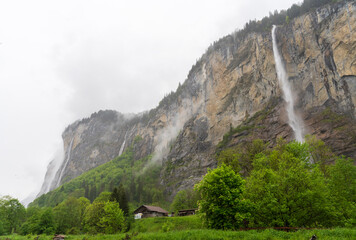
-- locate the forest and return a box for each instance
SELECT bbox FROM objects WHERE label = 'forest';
[0,137,354,237]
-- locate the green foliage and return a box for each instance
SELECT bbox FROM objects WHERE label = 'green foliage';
[38,208,55,235]
[127,228,356,240]
[328,157,356,226]
[216,125,255,152]
[130,215,203,233]
[110,185,129,216]
[217,139,268,176]
[19,207,42,235]
[83,201,105,234]
[195,164,251,230]
[53,197,89,234]
[170,189,200,213]
[31,144,165,208]
[99,201,125,234]
[94,192,112,203]
[1,228,356,239]
[245,141,337,227]
[0,196,25,235]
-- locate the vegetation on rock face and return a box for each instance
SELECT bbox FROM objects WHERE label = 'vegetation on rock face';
[31,139,166,209]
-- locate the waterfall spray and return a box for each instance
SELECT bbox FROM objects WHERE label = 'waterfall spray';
[56,137,74,187]
[272,25,304,142]
[119,132,127,156]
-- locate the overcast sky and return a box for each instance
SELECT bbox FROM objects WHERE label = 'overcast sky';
[0,0,299,201]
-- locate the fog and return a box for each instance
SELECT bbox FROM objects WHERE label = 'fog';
[0,0,299,201]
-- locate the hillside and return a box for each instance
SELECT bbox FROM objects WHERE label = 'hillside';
[35,0,356,206]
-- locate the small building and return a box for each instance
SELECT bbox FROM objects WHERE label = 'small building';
[133,205,169,218]
[53,234,66,240]
[178,209,197,216]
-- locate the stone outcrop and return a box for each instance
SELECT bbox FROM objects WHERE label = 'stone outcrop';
[38,1,356,198]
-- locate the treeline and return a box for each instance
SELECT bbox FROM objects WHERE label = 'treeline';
[0,185,130,235]
[0,137,354,236]
[236,0,350,36]
[197,137,355,229]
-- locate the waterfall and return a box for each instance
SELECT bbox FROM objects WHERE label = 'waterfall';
[119,132,127,156]
[56,137,75,187]
[272,25,304,142]
[36,148,64,197]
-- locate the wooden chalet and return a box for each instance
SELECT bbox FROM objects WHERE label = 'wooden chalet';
[53,234,66,240]
[133,205,168,218]
[178,209,197,216]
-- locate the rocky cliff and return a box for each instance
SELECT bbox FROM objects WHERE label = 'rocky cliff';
[38,1,356,198]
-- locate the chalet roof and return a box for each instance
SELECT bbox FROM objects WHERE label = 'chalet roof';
[134,205,168,214]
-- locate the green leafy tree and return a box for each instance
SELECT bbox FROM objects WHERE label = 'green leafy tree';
[245,141,336,227]
[38,208,55,234]
[195,164,252,229]
[53,196,89,233]
[327,156,356,226]
[171,189,200,213]
[83,201,105,233]
[99,201,125,234]
[94,191,112,203]
[0,196,25,234]
[20,206,42,235]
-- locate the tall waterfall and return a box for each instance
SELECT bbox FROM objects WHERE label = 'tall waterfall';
[36,148,64,197]
[56,137,75,187]
[272,25,304,142]
[119,132,127,156]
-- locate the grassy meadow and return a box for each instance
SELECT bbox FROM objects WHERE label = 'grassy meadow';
[1,216,355,240]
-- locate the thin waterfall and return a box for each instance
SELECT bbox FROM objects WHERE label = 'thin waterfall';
[272,25,304,142]
[56,137,74,187]
[119,132,127,156]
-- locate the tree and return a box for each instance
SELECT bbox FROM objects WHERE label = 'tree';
[83,201,105,233]
[53,197,89,233]
[171,189,200,213]
[245,141,336,227]
[38,208,55,235]
[0,196,25,234]
[99,201,125,234]
[117,185,129,216]
[110,186,129,216]
[94,191,112,203]
[20,206,42,235]
[327,156,356,226]
[195,164,251,229]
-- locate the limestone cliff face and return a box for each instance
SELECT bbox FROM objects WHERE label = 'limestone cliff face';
[39,1,356,197]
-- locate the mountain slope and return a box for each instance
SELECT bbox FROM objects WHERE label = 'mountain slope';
[37,0,356,203]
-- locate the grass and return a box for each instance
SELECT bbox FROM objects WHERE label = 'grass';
[1,228,355,240]
[131,216,204,233]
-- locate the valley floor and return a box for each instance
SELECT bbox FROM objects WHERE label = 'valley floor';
[1,228,356,240]
[1,216,355,240]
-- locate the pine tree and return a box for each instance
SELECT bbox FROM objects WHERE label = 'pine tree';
[118,184,129,216]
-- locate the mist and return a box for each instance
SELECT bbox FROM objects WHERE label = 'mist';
[0,0,300,201]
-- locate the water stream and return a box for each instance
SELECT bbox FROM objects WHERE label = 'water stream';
[272,25,304,142]
[119,132,127,156]
[56,137,74,187]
